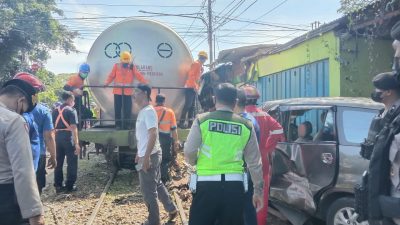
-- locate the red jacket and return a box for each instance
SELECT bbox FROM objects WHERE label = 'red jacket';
[245,105,284,159]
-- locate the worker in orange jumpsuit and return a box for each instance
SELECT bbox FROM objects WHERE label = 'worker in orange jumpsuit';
[154,94,179,183]
[104,51,148,129]
[178,51,207,128]
[64,63,91,125]
[243,85,284,225]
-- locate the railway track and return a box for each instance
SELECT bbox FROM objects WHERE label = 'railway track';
[83,168,188,225]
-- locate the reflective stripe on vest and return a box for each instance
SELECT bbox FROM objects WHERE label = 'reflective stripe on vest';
[54,107,71,132]
[196,111,252,176]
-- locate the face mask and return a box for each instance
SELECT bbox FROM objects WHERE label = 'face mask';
[122,63,129,68]
[371,91,384,102]
[199,58,206,64]
[79,72,89,79]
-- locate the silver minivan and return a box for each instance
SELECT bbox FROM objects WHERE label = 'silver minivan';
[263,97,383,225]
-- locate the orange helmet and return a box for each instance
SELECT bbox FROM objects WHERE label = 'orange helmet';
[13,72,45,92]
[241,84,260,100]
[120,51,132,63]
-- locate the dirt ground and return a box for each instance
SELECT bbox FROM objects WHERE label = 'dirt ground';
[41,146,289,225]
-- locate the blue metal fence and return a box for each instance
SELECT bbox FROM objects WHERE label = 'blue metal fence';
[255,59,329,103]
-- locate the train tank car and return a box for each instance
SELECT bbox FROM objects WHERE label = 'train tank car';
[79,18,193,169]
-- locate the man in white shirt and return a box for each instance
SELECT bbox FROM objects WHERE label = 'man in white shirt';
[134,84,177,225]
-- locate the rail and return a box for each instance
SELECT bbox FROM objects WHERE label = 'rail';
[78,85,199,130]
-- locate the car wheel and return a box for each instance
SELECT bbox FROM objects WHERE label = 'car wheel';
[326,197,368,225]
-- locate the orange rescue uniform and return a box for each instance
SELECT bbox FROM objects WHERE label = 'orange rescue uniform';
[65,74,84,91]
[154,106,177,134]
[105,63,148,95]
[184,60,203,91]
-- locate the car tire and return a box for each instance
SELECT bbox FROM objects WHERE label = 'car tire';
[326,197,368,225]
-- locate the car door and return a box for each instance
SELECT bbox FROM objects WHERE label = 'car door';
[269,105,338,214]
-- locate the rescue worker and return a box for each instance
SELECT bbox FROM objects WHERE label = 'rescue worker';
[23,110,40,171]
[14,72,57,193]
[184,83,264,225]
[104,51,148,129]
[243,85,284,225]
[133,84,177,225]
[154,94,179,183]
[64,63,91,121]
[33,102,57,194]
[0,78,45,225]
[53,91,80,193]
[179,51,207,128]
[235,88,260,225]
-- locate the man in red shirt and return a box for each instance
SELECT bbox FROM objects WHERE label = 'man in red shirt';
[243,85,284,225]
[179,51,207,128]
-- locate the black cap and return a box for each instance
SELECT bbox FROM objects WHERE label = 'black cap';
[136,84,152,100]
[372,72,400,90]
[392,21,400,40]
[156,94,166,103]
[3,79,37,112]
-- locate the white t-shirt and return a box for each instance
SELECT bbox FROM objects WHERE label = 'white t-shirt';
[136,105,161,157]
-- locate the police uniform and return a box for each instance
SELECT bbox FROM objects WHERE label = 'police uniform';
[364,72,400,225]
[0,81,43,224]
[184,107,263,225]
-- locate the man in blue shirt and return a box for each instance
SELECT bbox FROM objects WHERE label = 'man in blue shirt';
[32,103,56,194]
[236,88,260,225]
[23,113,40,171]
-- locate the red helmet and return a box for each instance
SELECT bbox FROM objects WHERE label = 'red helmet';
[13,72,45,92]
[242,84,260,100]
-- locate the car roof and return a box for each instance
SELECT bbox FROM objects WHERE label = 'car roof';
[261,97,384,112]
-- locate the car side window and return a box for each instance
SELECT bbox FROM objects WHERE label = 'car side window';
[285,109,336,143]
[339,108,377,145]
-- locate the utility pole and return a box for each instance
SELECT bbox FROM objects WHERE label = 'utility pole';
[207,0,214,67]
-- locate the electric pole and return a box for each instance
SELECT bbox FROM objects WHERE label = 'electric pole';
[207,0,214,67]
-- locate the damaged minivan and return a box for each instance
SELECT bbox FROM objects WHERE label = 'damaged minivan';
[262,97,383,225]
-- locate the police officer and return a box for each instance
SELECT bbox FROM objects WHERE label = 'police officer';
[184,83,264,225]
[0,79,45,225]
[355,21,400,225]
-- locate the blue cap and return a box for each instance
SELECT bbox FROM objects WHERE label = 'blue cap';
[79,63,90,73]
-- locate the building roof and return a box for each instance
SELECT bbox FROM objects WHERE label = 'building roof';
[267,17,348,55]
[216,44,280,64]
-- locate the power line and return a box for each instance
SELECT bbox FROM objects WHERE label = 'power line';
[57,3,203,8]
[182,0,207,38]
[214,0,258,31]
[224,0,291,36]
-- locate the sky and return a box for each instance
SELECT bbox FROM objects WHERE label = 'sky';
[46,0,342,74]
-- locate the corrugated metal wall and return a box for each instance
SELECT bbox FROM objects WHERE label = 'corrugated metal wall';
[255,59,329,103]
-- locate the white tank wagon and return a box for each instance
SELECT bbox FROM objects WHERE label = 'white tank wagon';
[79,18,193,169]
[86,18,193,123]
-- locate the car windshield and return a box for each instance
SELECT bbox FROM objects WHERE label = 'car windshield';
[340,108,377,145]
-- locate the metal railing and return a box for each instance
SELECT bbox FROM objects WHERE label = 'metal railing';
[79,85,199,130]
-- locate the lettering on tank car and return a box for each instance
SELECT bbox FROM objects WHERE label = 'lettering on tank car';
[208,121,242,135]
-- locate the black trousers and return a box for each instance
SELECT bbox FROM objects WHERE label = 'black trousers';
[159,133,173,183]
[244,175,257,225]
[189,181,245,225]
[180,88,196,126]
[36,155,46,194]
[54,139,77,188]
[0,184,23,225]
[114,94,132,129]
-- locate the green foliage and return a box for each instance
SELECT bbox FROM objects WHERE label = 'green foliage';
[0,0,77,82]
[338,0,378,14]
[36,69,72,106]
